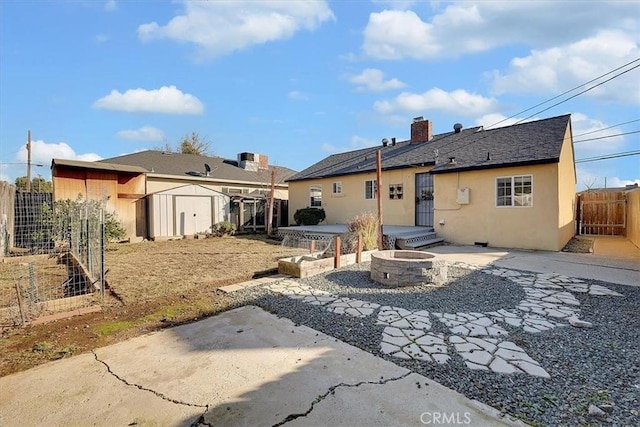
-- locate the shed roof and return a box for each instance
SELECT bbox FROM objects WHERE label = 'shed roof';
[288,114,572,181]
[51,158,148,174]
[101,151,296,185]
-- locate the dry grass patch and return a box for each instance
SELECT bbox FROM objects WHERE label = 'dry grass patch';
[105,234,304,304]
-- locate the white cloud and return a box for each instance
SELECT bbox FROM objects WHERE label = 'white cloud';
[104,0,117,12]
[321,135,378,154]
[571,113,627,157]
[138,0,335,60]
[474,113,529,129]
[607,177,640,187]
[576,167,640,191]
[9,140,102,181]
[374,87,498,117]
[362,2,638,60]
[490,30,640,103]
[116,126,165,142]
[349,68,406,92]
[93,85,204,114]
[95,34,109,43]
[288,90,309,101]
[363,10,439,60]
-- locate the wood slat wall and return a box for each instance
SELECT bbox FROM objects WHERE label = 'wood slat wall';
[578,191,626,236]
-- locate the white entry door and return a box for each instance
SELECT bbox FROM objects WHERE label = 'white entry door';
[175,196,213,235]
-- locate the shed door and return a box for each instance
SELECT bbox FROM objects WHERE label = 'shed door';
[175,196,212,235]
[415,172,434,227]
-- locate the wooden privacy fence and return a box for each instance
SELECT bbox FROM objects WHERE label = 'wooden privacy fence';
[577,191,626,236]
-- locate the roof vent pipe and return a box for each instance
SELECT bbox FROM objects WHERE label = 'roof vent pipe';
[449,156,456,164]
[453,123,463,133]
[486,152,491,161]
[382,138,389,147]
[391,137,396,146]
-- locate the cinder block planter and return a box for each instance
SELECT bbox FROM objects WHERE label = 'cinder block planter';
[370,250,448,287]
[278,250,376,278]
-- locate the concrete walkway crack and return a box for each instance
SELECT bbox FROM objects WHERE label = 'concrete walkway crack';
[92,351,209,410]
[272,371,412,426]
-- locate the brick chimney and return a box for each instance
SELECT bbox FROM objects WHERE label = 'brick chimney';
[411,116,433,144]
[258,154,269,170]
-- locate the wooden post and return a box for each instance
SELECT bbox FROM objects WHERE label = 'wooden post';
[310,240,315,253]
[26,130,32,192]
[376,150,384,250]
[15,282,27,325]
[356,234,363,263]
[334,236,341,269]
[267,169,276,236]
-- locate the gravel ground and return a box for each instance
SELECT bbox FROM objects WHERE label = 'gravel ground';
[226,263,639,426]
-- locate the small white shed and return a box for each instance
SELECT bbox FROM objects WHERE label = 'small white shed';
[148,184,230,239]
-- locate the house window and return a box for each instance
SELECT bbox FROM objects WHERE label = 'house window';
[389,184,403,200]
[496,175,533,207]
[332,182,342,194]
[365,180,377,200]
[310,185,322,207]
[222,186,250,194]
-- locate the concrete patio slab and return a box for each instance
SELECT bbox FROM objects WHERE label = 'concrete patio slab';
[0,306,521,427]
[427,244,639,287]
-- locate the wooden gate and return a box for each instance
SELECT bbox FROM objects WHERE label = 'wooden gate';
[577,191,626,236]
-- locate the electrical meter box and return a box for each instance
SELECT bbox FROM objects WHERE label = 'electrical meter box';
[457,187,470,204]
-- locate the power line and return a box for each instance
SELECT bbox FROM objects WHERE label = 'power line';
[514,62,640,125]
[0,162,46,166]
[573,118,640,138]
[416,57,640,158]
[575,150,640,163]
[574,130,640,143]
[488,57,640,129]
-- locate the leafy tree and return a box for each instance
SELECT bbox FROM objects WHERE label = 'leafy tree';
[14,176,53,193]
[179,132,211,155]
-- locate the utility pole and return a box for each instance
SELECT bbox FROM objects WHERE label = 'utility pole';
[267,169,276,236]
[26,130,32,192]
[376,150,384,250]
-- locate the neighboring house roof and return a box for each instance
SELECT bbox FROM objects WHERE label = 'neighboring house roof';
[51,158,148,174]
[100,150,297,185]
[579,183,639,193]
[288,114,572,182]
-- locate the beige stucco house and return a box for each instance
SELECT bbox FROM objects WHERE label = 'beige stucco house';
[52,151,296,241]
[287,114,577,251]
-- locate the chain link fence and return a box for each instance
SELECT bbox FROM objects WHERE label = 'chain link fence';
[0,194,105,327]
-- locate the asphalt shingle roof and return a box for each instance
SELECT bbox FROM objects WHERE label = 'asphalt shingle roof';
[288,114,571,181]
[100,151,297,185]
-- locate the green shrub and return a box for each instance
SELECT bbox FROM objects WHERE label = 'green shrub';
[211,221,237,236]
[104,211,127,242]
[40,196,127,244]
[293,208,326,225]
[345,212,379,252]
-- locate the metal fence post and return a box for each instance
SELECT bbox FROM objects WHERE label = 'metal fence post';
[100,209,105,299]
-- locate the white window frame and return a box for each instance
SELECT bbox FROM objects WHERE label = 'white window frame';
[222,186,249,194]
[496,175,533,207]
[364,179,377,200]
[332,181,342,195]
[309,185,322,207]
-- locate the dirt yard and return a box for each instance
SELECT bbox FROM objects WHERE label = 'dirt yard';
[0,235,305,376]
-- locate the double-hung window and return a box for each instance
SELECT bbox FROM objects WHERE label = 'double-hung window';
[310,185,322,207]
[365,180,377,200]
[332,182,342,195]
[496,175,533,207]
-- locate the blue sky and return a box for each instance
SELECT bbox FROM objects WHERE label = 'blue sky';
[1,0,638,190]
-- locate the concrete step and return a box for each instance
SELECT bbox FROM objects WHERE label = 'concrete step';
[398,237,445,250]
[393,228,435,238]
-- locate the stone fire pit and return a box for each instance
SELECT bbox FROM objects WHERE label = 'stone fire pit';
[370,250,447,287]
